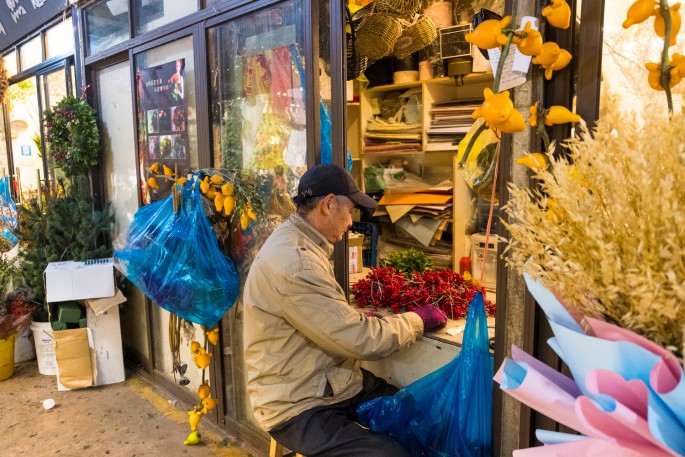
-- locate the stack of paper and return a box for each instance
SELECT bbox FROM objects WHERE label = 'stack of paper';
[364,118,423,154]
[375,189,453,247]
[426,98,481,151]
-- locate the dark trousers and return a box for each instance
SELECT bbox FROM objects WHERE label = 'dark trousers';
[269,369,410,457]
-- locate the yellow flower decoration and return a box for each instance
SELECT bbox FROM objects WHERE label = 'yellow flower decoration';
[528,102,540,127]
[622,0,657,28]
[465,16,512,50]
[514,22,542,57]
[654,2,682,46]
[541,0,571,29]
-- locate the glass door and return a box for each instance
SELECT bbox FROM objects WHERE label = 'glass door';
[207,0,309,429]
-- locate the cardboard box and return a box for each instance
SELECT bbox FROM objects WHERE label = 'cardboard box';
[44,258,116,303]
[45,259,126,391]
[349,232,364,274]
[52,290,127,391]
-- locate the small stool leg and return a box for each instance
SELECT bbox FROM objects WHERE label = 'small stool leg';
[269,437,284,457]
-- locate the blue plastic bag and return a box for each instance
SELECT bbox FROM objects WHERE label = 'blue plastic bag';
[357,292,493,457]
[0,176,18,246]
[115,182,239,328]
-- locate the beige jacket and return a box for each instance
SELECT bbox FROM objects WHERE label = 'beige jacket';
[243,213,424,431]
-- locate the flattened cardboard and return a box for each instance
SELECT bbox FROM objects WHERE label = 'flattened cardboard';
[85,289,127,317]
[87,301,125,386]
[44,259,116,302]
[53,328,96,391]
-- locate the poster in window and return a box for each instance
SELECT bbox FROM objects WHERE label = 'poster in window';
[138,58,187,202]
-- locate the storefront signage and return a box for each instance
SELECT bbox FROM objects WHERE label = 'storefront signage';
[0,0,66,51]
[139,58,189,202]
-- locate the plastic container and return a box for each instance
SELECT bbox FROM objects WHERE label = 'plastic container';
[0,334,16,381]
[14,325,36,363]
[470,233,500,290]
[31,321,57,376]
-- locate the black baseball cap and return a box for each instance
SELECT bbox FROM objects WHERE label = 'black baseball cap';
[293,164,378,211]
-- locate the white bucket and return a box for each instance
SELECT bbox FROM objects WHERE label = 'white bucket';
[14,325,36,363]
[30,321,56,376]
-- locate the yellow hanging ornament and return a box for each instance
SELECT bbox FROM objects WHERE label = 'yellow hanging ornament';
[532,42,572,80]
[190,341,202,354]
[194,351,212,370]
[147,177,159,189]
[465,16,512,50]
[198,381,211,400]
[654,2,682,46]
[188,409,203,431]
[645,62,681,90]
[528,102,540,127]
[516,153,549,171]
[148,162,160,174]
[221,182,235,196]
[210,175,224,184]
[544,106,581,125]
[514,22,542,56]
[200,179,211,194]
[162,164,175,177]
[541,0,572,29]
[207,328,219,345]
[184,430,201,445]
[214,194,225,212]
[622,0,657,28]
[223,196,235,216]
[202,397,218,414]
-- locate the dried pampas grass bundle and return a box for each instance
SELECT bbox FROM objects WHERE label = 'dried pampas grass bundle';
[0,57,8,106]
[504,106,685,351]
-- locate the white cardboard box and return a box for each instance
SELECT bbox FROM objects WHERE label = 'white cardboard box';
[44,258,116,303]
[45,259,126,391]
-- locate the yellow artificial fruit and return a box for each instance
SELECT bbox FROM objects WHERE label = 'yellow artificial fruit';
[198,381,211,400]
[472,88,526,133]
[175,176,188,188]
[541,0,571,29]
[210,175,224,185]
[148,162,160,174]
[654,2,682,46]
[645,61,681,90]
[544,106,581,125]
[147,177,159,189]
[223,196,235,216]
[207,328,219,345]
[200,178,211,194]
[622,0,657,28]
[188,409,203,431]
[465,16,512,50]
[202,397,218,414]
[221,182,234,196]
[514,22,542,56]
[163,164,175,177]
[672,53,685,78]
[214,193,225,212]
[190,341,202,354]
[528,102,540,127]
[516,153,549,171]
[532,42,572,80]
[194,351,212,370]
[240,202,257,230]
[184,430,201,445]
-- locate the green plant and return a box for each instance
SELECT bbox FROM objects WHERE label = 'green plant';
[43,95,100,178]
[381,248,434,277]
[15,180,113,309]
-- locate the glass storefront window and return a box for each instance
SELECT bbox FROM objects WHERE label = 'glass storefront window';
[7,79,42,202]
[207,0,307,429]
[134,36,197,205]
[4,51,18,78]
[19,36,42,72]
[41,68,71,186]
[45,19,75,59]
[0,110,10,177]
[85,0,131,56]
[133,0,198,36]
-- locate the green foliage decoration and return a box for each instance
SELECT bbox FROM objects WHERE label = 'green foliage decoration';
[44,96,101,178]
[15,180,113,309]
[381,248,435,278]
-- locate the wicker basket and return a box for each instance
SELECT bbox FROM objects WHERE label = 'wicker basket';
[375,0,422,18]
[346,4,373,80]
[355,13,403,61]
[393,16,438,59]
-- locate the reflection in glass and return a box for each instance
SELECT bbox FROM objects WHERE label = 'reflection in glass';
[45,19,75,59]
[7,80,42,202]
[19,36,42,72]
[4,52,17,78]
[134,37,197,205]
[41,69,71,186]
[85,0,131,56]
[0,110,10,177]
[133,0,198,36]
[600,0,684,116]
[208,0,307,428]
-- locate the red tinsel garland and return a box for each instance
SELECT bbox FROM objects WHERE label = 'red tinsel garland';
[351,266,496,320]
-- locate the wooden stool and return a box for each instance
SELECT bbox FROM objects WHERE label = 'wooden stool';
[269,437,305,457]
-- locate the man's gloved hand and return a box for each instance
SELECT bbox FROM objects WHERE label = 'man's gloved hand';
[412,305,448,331]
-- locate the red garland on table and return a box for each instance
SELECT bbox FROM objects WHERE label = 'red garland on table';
[352,267,496,320]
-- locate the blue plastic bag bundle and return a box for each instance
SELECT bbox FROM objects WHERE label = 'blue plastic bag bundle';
[0,176,18,246]
[357,292,493,457]
[115,182,239,328]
